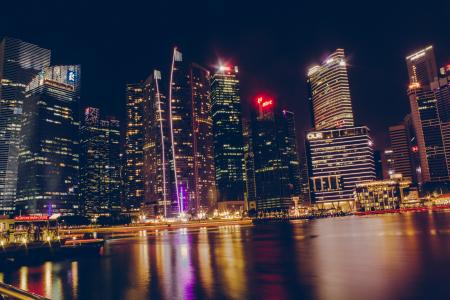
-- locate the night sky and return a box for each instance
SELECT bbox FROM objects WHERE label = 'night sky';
[2,0,450,150]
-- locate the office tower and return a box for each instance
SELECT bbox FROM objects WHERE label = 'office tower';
[405,46,438,88]
[80,107,121,217]
[0,37,51,213]
[250,96,301,210]
[373,150,383,180]
[305,127,376,211]
[307,48,354,130]
[124,83,145,212]
[168,47,216,215]
[406,46,449,182]
[382,149,395,179]
[142,70,172,217]
[389,124,415,181]
[243,119,256,211]
[210,65,245,209]
[16,65,80,214]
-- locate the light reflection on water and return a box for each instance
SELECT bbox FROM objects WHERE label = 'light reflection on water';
[1,212,450,299]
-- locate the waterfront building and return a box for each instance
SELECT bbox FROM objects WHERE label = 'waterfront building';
[167,48,216,215]
[250,96,301,211]
[307,48,354,130]
[406,46,450,182]
[210,65,245,210]
[124,83,145,212]
[142,70,172,217]
[305,126,376,211]
[80,107,121,217]
[355,175,413,211]
[16,65,80,215]
[0,37,51,213]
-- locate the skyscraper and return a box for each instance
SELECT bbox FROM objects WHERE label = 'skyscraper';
[210,65,245,210]
[167,48,216,215]
[0,37,51,213]
[305,127,376,211]
[307,48,354,130]
[190,63,216,212]
[142,70,172,217]
[406,46,449,182]
[124,83,145,212]
[305,48,376,210]
[250,96,301,211]
[16,65,80,215]
[389,124,415,181]
[80,107,121,217]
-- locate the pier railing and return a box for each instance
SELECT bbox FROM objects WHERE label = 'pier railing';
[0,282,49,300]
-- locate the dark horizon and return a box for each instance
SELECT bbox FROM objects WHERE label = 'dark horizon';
[2,0,450,150]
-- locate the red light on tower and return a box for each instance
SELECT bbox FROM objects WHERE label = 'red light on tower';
[256,95,274,108]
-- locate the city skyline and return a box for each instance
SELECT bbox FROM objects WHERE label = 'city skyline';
[2,1,449,151]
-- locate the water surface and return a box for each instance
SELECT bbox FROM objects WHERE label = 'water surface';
[1,212,450,300]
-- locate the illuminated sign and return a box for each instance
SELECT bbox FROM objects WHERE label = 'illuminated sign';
[307,132,323,140]
[14,215,49,221]
[412,146,419,152]
[67,70,77,83]
[256,96,274,108]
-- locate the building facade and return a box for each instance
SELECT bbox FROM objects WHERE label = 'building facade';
[0,37,51,213]
[355,176,413,211]
[16,65,80,215]
[142,70,172,217]
[305,126,376,211]
[388,124,416,182]
[168,48,216,215]
[80,107,121,217]
[307,48,354,130]
[210,65,245,209]
[124,83,145,212]
[406,46,450,182]
[250,97,301,211]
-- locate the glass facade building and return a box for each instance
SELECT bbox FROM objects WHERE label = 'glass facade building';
[168,48,216,215]
[307,48,354,130]
[210,65,245,209]
[250,97,301,211]
[16,65,80,214]
[125,83,145,212]
[305,126,376,211]
[406,46,450,182]
[0,37,51,213]
[143,70,172,217]
[80,107,121,217]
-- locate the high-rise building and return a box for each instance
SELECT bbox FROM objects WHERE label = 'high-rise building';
[389,124,416,181]
[307,49,354,130]
[210,65,245,210]
[80,107,121,217]
[382,149,395,179]
[124,83,145,212]
[373,150,383,180]
[0,37,51,213]
[142,70,172,217]
[16,65,80,215]
[167,48,216,215]
[243,119,256,211]
[305,127,376,211]
[250,96,301,211]
[406,46,450,182]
